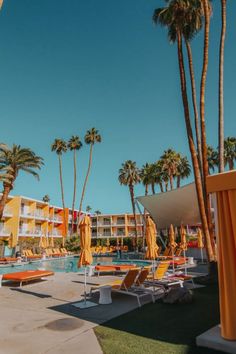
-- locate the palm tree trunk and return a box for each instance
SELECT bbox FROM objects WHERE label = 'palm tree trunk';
[169,175,174,190]
[229,159,234,170]
[129,184,138,252]
[151,183,155,194]
[218,0,227,173]
[145,184,148,196]
[177,176,181,188]
[185,39,203,173]
[78,144,93,221]
[58,155,67,236]
[159,183,164,193]
[71,149,77,235]
[201,1,215,249]
[177,31,214,263]
[0,184,12,220]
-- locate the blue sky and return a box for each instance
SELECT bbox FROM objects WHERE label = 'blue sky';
[0,0,235,213]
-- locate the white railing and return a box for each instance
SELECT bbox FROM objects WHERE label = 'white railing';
[51,229,62,236]
[3,207,13,217]
[0,228,10,236]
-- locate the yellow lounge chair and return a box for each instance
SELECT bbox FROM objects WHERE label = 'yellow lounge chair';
[90,268,154,307]
[146,261,183,288]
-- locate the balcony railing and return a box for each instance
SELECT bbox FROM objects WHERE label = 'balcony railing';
[0,228,11,236]
[49,215,63,223]
[51,229,62,236]
[18,228,43,236]
[3,207,13,217]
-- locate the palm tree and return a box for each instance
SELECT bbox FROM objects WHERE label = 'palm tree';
[86,205,92,213]
[42,194,50,203]
[118,160,141,250]
[51,139,67,230]
[153,0,215,262]
[140,163,152,195]
[218,0,227,173]
[94,210,102,215]
[224,137,236,170]
[78,128,101,218]
[160,149,180,190]
[176,156,191,188]
[200,0,214,235]
[207,146,218,174]
[68,135,82,234]
[0,144,43,220]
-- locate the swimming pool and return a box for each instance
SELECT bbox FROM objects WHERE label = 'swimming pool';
[0,257,151,275]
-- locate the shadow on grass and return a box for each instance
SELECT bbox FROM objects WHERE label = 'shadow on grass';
[95,284,224,354]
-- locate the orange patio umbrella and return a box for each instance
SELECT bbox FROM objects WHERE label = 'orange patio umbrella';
[197,228,204,248]
[180,225,187,274]
[169,224,177,249]
[76,215,96,308]
[197,228,204,263]
[78,215,93,268]
[169,224,177,272]
[145,216,159,260]
[50,236,54,248]
[180,225,187,251]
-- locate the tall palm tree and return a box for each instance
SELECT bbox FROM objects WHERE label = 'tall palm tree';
[78,128,101,218]
[207,146,218,174]
[94,210,102,215]
[42,194,50,203]
[68,135,82,234]
[86,205,92,213]
[176,156,191,188]
[118,160,141,250]
[218,0,227,173]
[0,144,43,220]
[153,0,215,262]
[140,163,152,196]
[160,149,180,190]
[51,139,67,230]
[224,137,236,170]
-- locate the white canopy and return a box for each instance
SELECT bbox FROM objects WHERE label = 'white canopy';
[136,183,201,229]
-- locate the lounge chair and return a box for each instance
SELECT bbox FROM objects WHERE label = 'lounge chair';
[23,250,42,260]
[146,261,183,288]
[90,268,154,307]
[94,264,136,276]
[2,270,54,287]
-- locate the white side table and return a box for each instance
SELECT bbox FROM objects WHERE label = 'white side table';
[99,286,112,305]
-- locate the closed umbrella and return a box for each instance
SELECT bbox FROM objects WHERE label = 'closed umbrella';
[197,228,204,263]
[169,224,177,272]
[39,235,43,248]
[76,215,97,309]
[180,225,187,274]
[50,236,54,248]
[145,216,159,260]
[145,216,159,286]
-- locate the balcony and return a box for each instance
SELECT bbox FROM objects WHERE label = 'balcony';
[18,228,43,237]
[3,207,13,217]
[51,229,62,237]
[49,215,63,223]
[0,228,11,236]
[20,210,35,219]
[35,210,48,220]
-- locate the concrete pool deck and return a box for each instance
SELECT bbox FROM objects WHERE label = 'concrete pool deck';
[0,271,154,354]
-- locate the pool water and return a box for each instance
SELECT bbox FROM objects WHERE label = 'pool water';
[0,257,150,275]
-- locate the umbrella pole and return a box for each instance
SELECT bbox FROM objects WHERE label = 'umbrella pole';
[172,248,175,273]
[201,248,204,263]
[184,249,187,275]
[84,266,87,305]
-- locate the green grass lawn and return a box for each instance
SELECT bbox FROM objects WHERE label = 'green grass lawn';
[95,284,224,354]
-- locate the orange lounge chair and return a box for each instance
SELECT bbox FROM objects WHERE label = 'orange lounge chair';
[0,257,18,263]
[94,264,136,276]
[2,270,54,287]
[90,268,154,307]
